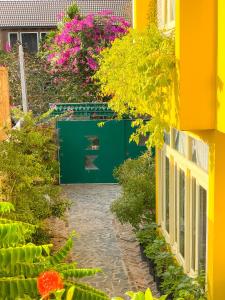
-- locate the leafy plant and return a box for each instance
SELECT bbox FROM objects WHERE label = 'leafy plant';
[136,223,158,247]
[111,153,155,229]
[113,288,167,300]
[0,48,70,114]
[0,109,69,225]
[0,201,108,300]
[94,25,175,147]
[139,227,206,300]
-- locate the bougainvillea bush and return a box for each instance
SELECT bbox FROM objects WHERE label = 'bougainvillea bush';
[42,8,130,102]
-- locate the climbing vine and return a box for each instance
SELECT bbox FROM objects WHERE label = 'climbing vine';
[95,25,175,147]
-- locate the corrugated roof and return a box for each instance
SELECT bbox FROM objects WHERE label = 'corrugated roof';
[0,0,132,28]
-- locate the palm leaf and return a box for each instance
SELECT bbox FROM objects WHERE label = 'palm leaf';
[65,282,109,300]
[0,244,52,267]
[0,202,15,214]
[0,222,35,247]
[50,234,74,265]
[0,277,38,299]
[62,268,102,279]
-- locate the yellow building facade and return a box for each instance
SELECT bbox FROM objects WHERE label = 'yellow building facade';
[134,1,225,299]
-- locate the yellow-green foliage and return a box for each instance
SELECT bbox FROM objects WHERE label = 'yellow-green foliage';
[0,202,108,300]
[95,26,175,147]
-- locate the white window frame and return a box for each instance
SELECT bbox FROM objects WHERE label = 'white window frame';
[8,32,19,47]
[159,0,175,30]
[158,128,209,276]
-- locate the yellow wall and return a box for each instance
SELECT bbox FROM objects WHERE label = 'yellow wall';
[174,0,217,131]
[217,0,225,134]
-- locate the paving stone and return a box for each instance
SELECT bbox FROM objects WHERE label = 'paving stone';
[63,184,159,298]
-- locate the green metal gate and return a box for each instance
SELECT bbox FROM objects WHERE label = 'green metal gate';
[54,103,146,184]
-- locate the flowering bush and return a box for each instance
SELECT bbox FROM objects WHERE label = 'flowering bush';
[42,9,130,102]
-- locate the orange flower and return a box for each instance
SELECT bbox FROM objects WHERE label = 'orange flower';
[37,271,64,298]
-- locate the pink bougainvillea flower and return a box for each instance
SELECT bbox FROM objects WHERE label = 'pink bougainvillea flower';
[37,271,64,298]
[4,42,11,53]
[87,57,98,70]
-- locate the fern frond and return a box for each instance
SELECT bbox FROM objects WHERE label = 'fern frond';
[0,244,52,266]
[56,262,77,271]
[0,222,36,247]
[62,268,102,279]
[65,282,109,300]
[0,262,50,277]
[0,277,38,300]
[0,202,15,214]
[50,234,74,265]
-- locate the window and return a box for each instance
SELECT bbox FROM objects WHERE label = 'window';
[159,0,175,28]
[84,155,98,170]
[86,136,100,150]
[164,131,170,145]
[165,157,170,233]
[8,31,49,53]
[191,178,197,271]
[174,164,178,243]
[178,169,185,258]
[174,129,187,156]
[159,129,208,275]
[8,33,18,48]
[198,186,207,272]
[40,32,48,41]
[21,33,38,53]
[191,138,209,171]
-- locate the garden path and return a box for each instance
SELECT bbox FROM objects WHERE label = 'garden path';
[64,184,158,297]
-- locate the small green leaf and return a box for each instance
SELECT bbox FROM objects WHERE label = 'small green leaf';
[145,288,153,300]
[97,122,105,128]
[66,286,75,300]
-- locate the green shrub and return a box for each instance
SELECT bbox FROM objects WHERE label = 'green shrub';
[0,109,70,225]
[111,153,155,229]
[136,223,158,247]
[137,226,207,300]
[0,202,108,300]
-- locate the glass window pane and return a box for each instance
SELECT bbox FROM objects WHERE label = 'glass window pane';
[164,131,170,145]
[85,155,98,170]
[198,186,207,272]
[9,33,18,48]
[174,164,178,242]
[41,32,47,40]
[164,0,168,24]
[170,0,175,21]
[86,136,100,150]
[179,169,185,258]
[192,138,209,172]
[174,129,187,156]
[191,178,196,270]
[161,153,165,223]
[21,33,38,53]
[165,157,170,233]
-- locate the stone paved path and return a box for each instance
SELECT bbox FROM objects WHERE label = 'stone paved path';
[64,184,158,297]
